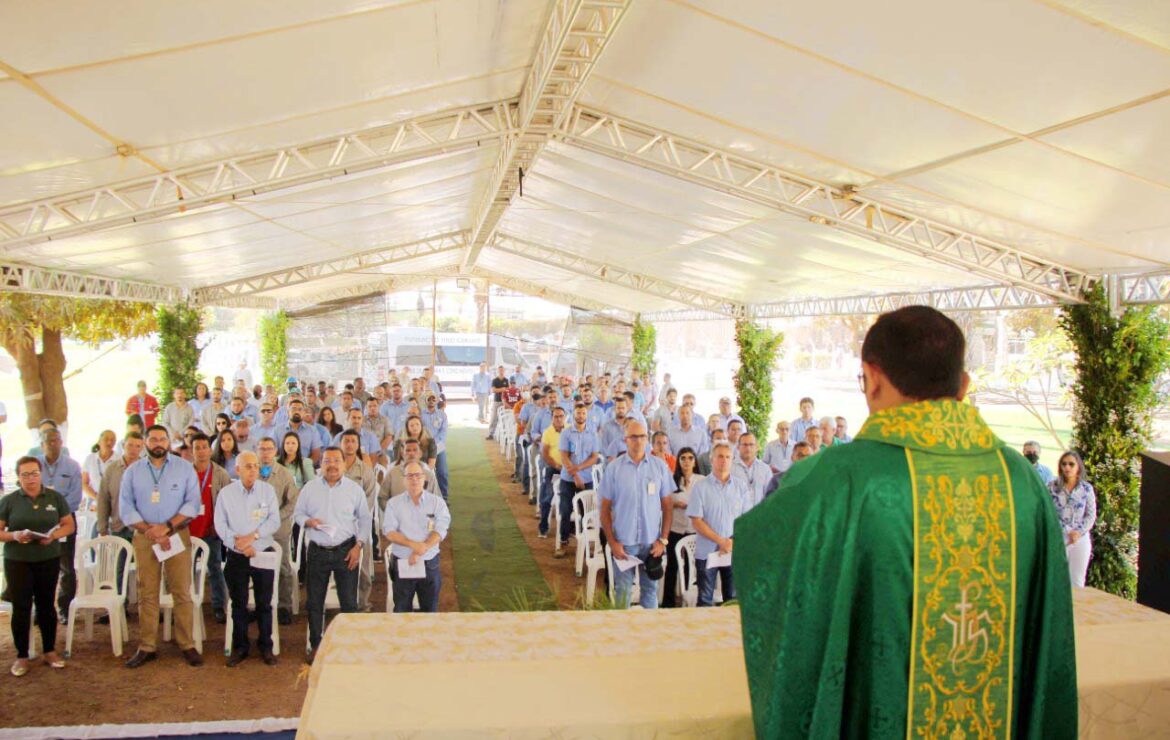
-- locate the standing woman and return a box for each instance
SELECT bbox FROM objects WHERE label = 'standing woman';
[663,447,702,608]
[1048,450,1097,588]
[189,382,211,428]
[212,429,240,479]
[278,431,315,488]
[0,457,76,675]
[82,430,118,514]
[395,415,437,469]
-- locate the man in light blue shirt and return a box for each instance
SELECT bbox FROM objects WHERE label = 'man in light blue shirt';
[598,420,675,609]
[1023,440,1055,485]
[286,399,322,465]
[420,395,449,500]
[580,387,605,432]
[294,447,370,658]
[471,362,492,422]
[732,433,772,508]
[594,385,614,414]
[514,389,541,488]
[382,460,451,613]
[379,384,411,442]
[554,403,601,554]
[510,364,529,388]
[600,396,633,461]
[790,397,818,443]
[253,403,286,447]
[227,395,258,426]
[715,397,745,432]
[333,408,385,467]
[687,441,751,606]
[667,405,709,457]
[120,424,203,668]
[38,427,83,618]
[214,451,281,666]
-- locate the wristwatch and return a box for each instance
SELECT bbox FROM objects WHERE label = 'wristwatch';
[658,537,669,547]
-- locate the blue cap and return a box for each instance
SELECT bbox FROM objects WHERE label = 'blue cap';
[286,376,298,384]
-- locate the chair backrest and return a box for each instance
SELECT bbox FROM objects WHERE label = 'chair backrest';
[267,542,282,608]
[77,536,134,599]
[591,465,603,491]
[291,524,305,569]
[676,534,697,606]
[160,536,211,601]
[374,464,388,486]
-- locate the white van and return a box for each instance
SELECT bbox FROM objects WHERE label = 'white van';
[386,328,533,397]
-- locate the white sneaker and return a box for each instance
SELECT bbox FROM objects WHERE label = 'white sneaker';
[538,532,548,539]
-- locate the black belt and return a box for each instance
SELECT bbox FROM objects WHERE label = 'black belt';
[309,536,357,552]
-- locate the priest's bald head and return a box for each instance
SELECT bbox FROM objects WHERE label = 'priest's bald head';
[859,305,970,413]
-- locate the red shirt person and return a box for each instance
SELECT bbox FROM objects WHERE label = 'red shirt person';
[125,380,160,427]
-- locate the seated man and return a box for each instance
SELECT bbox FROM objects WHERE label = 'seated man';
[382,461,451,613]
[378,438,439,512]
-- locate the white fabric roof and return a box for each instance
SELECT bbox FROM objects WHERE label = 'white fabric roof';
[2,0,1168,316]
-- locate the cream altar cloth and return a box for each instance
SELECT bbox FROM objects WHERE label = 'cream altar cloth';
[297,588,1170,739]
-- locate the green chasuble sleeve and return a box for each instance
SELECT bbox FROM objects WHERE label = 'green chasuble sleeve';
[734,399,1077,739]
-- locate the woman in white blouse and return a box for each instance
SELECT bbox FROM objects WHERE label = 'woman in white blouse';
[663,447,703,608]
[81,430,117,511]
[1048,450,1097,588]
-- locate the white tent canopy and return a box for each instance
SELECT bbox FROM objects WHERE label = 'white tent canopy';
[2,0,1168,318]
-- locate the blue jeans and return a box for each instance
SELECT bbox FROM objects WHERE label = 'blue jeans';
[612,543,658,609]
[203,533,228,610]
[558,479,589,542]
[696,558,734,607]
[538,467,559,535]
[434,451,449,501]
[390,556,440,613]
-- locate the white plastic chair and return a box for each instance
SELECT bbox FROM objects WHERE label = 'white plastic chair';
[527,443,540,503]
[374,463,388,487]
[290,525,305,615]
[160,536,209,653]
[572,491,598,576]
[223,542,282,656]
[65,536,134,657]
[604,543,664,609]
[550,490,562,549]
[676,534,698,608]
[581,513,606,603]
[591,464,603,491]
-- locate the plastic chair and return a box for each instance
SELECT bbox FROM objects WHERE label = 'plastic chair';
[527,444,540,503]
[65,536,134,657]
[160,536,209,653]
[604,543,664,608]
[374,463,388,487]
[223,541,282,656]
[289,525,305,615]
[572,491,598,576]
[591,464,603,491]
[550,490,562,549]
[581,513,606,602]
[676,534,698,608]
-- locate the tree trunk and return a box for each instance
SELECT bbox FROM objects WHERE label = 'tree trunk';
[39,327,69,425]
[1,327,46,429]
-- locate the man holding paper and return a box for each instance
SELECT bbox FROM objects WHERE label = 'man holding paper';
[687,441,751,606]
[120,424,203,668]
[295,447,369,662]
[598,420,675,609]
[214,451,281,667]
[382,460,451,613]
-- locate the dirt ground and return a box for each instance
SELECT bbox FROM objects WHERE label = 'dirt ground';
[0,539,458,729]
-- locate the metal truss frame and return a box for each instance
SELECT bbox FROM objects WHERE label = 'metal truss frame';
[489,233,745,316]
[188,231,467,304]
[470,267,633,317]
[558,106,1097,303]
[282,266,467,309]
[0,102,515,250]
[1119,270,1170,305]
[0,262,183,303]
[461,0,632,269]
[642,284,1061,322]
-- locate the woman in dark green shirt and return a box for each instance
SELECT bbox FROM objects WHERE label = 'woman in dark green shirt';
[0,456,76,676]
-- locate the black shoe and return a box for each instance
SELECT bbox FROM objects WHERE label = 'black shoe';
[261,649,278,666]
[125,650,157,669]
[226,649,248,668]
[182,648,204,667]
[278,608,292,626]
[213,608,226,624]
[97,615,110,625]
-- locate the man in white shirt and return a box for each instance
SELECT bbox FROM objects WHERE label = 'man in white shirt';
[382,461,451,613]
[763,421,796,474]
[232,361,253,392]
[214,451,281,666]
[294,447,370,661]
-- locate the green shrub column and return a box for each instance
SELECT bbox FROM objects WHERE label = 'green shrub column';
[1061,284,1170,598]
[631,315,657,377]
[259,310,291,387]
[156,304,205,404]
[733,319,784,441]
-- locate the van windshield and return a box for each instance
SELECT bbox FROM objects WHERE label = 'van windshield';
[396,344,485,366]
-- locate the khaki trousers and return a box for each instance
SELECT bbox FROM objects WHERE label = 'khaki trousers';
[132,529,195,652]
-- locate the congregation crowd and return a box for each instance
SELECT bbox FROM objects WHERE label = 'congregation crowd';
[0,354,1098,678]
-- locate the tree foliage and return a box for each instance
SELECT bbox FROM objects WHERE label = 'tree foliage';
[630,316,657,376]
[156,304,206,405]
[1061,284,1170,599]
[733,319,784,441]
[258,310,291,387]
[969,328,1073,449]
[0,294,156,427]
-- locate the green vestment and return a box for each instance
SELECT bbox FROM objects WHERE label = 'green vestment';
[734,399,1077,739]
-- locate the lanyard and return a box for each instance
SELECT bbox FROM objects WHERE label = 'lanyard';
[197,465,212,494]
[147,458,169,489]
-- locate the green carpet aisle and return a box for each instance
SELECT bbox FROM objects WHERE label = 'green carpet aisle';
[446,426,553,611]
